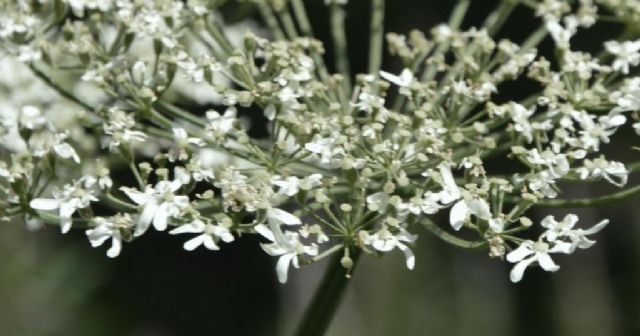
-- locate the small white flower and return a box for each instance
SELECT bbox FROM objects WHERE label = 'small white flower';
[449,197,492,231]
[267,207,302,226]
[173,127,206,147]
[367,192,390,213]
[577,157,628,187]
[19,106,46,130]
[170,219,235,251]
[380,68,414,87]
[541,214,609,251]
[507,240,568,283]
[30,177,98,233]
[437,162,461,205]
[546,16,578,50]
[360,227,418,269]
[206,108,236,138]
[255,224,317,283]
[121,179,190,236]
[605,40,640,74]
[86,214,134,258]
[271,174,323,197]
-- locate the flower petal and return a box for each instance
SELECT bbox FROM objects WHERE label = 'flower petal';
[267,208,301,226]
[276,253,295,283]
[449,200,469,231]
[29,198,60,211]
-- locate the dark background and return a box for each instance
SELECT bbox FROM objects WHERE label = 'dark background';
[1,1,638,335]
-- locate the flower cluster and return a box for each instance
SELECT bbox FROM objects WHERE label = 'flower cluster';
[0,0,638,285]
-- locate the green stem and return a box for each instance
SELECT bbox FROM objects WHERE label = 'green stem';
[29,64,94,111]
[257,2,286,40]
[420,218,486,249]
[330,4,352,91]
[368,0,385,76]
[293,250,360,336]
[530,184,640,208]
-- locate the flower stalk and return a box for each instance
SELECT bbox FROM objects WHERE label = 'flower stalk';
[293,249,361,336]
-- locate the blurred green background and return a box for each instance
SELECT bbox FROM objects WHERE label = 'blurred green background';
[1,1,639,335]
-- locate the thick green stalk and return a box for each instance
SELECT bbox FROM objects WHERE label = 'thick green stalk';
[293,250,361,336]
[368,0,385,76]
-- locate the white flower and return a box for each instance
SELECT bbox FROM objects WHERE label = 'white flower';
[366,192,390,213]
[206,108,236,138]
[541,214,609,251]
[605,40,640,74]
[299,224,329,244]
[449,197,492,231]
[173,127,206,147]
[420,191,443,215]
[19,106,46,130]
[86,214,133,258]
[186,156,215,182]
[304,134,345,167]
[380,69,414,87]
[528,170,559,198]
[546,16,578,50]
[271,174,323,197]
[507,240,566,283]
[360,227,418,269]
[526,149,570,178]
[170,219,235,251]
[577,157,628,187]
[437,162,461,205]
[255,224,317,283]
[30,177,98,233]
[34,133,80,163]
[120,179,190,236]
[103,108,147,150]
[267,207,302,226]
[509,103,538,143]
[572,110,626,151]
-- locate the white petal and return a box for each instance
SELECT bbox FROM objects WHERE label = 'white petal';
[467,198,492,220]
[506,241,534,263]
[60,216,72,234]
[254,224,275,242]
[261,242,287,256]
[267,208,301,226]
[120,187,149,205]
[202,236,220,250]
[397,243,416,270]
[29,198,60,211]
[169,222,204,235]
[184,235,206,251]
[510,257,535,283]
[135,200,158,236]
[54,143,80,163]
[276,253,295,283]
[449,200,469,231]
[264,104,277,121]
[549,240,574,254]
[537,253,560,272]
[153,203,170,231]
[582,219,609,235]
[106,237,122,258]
